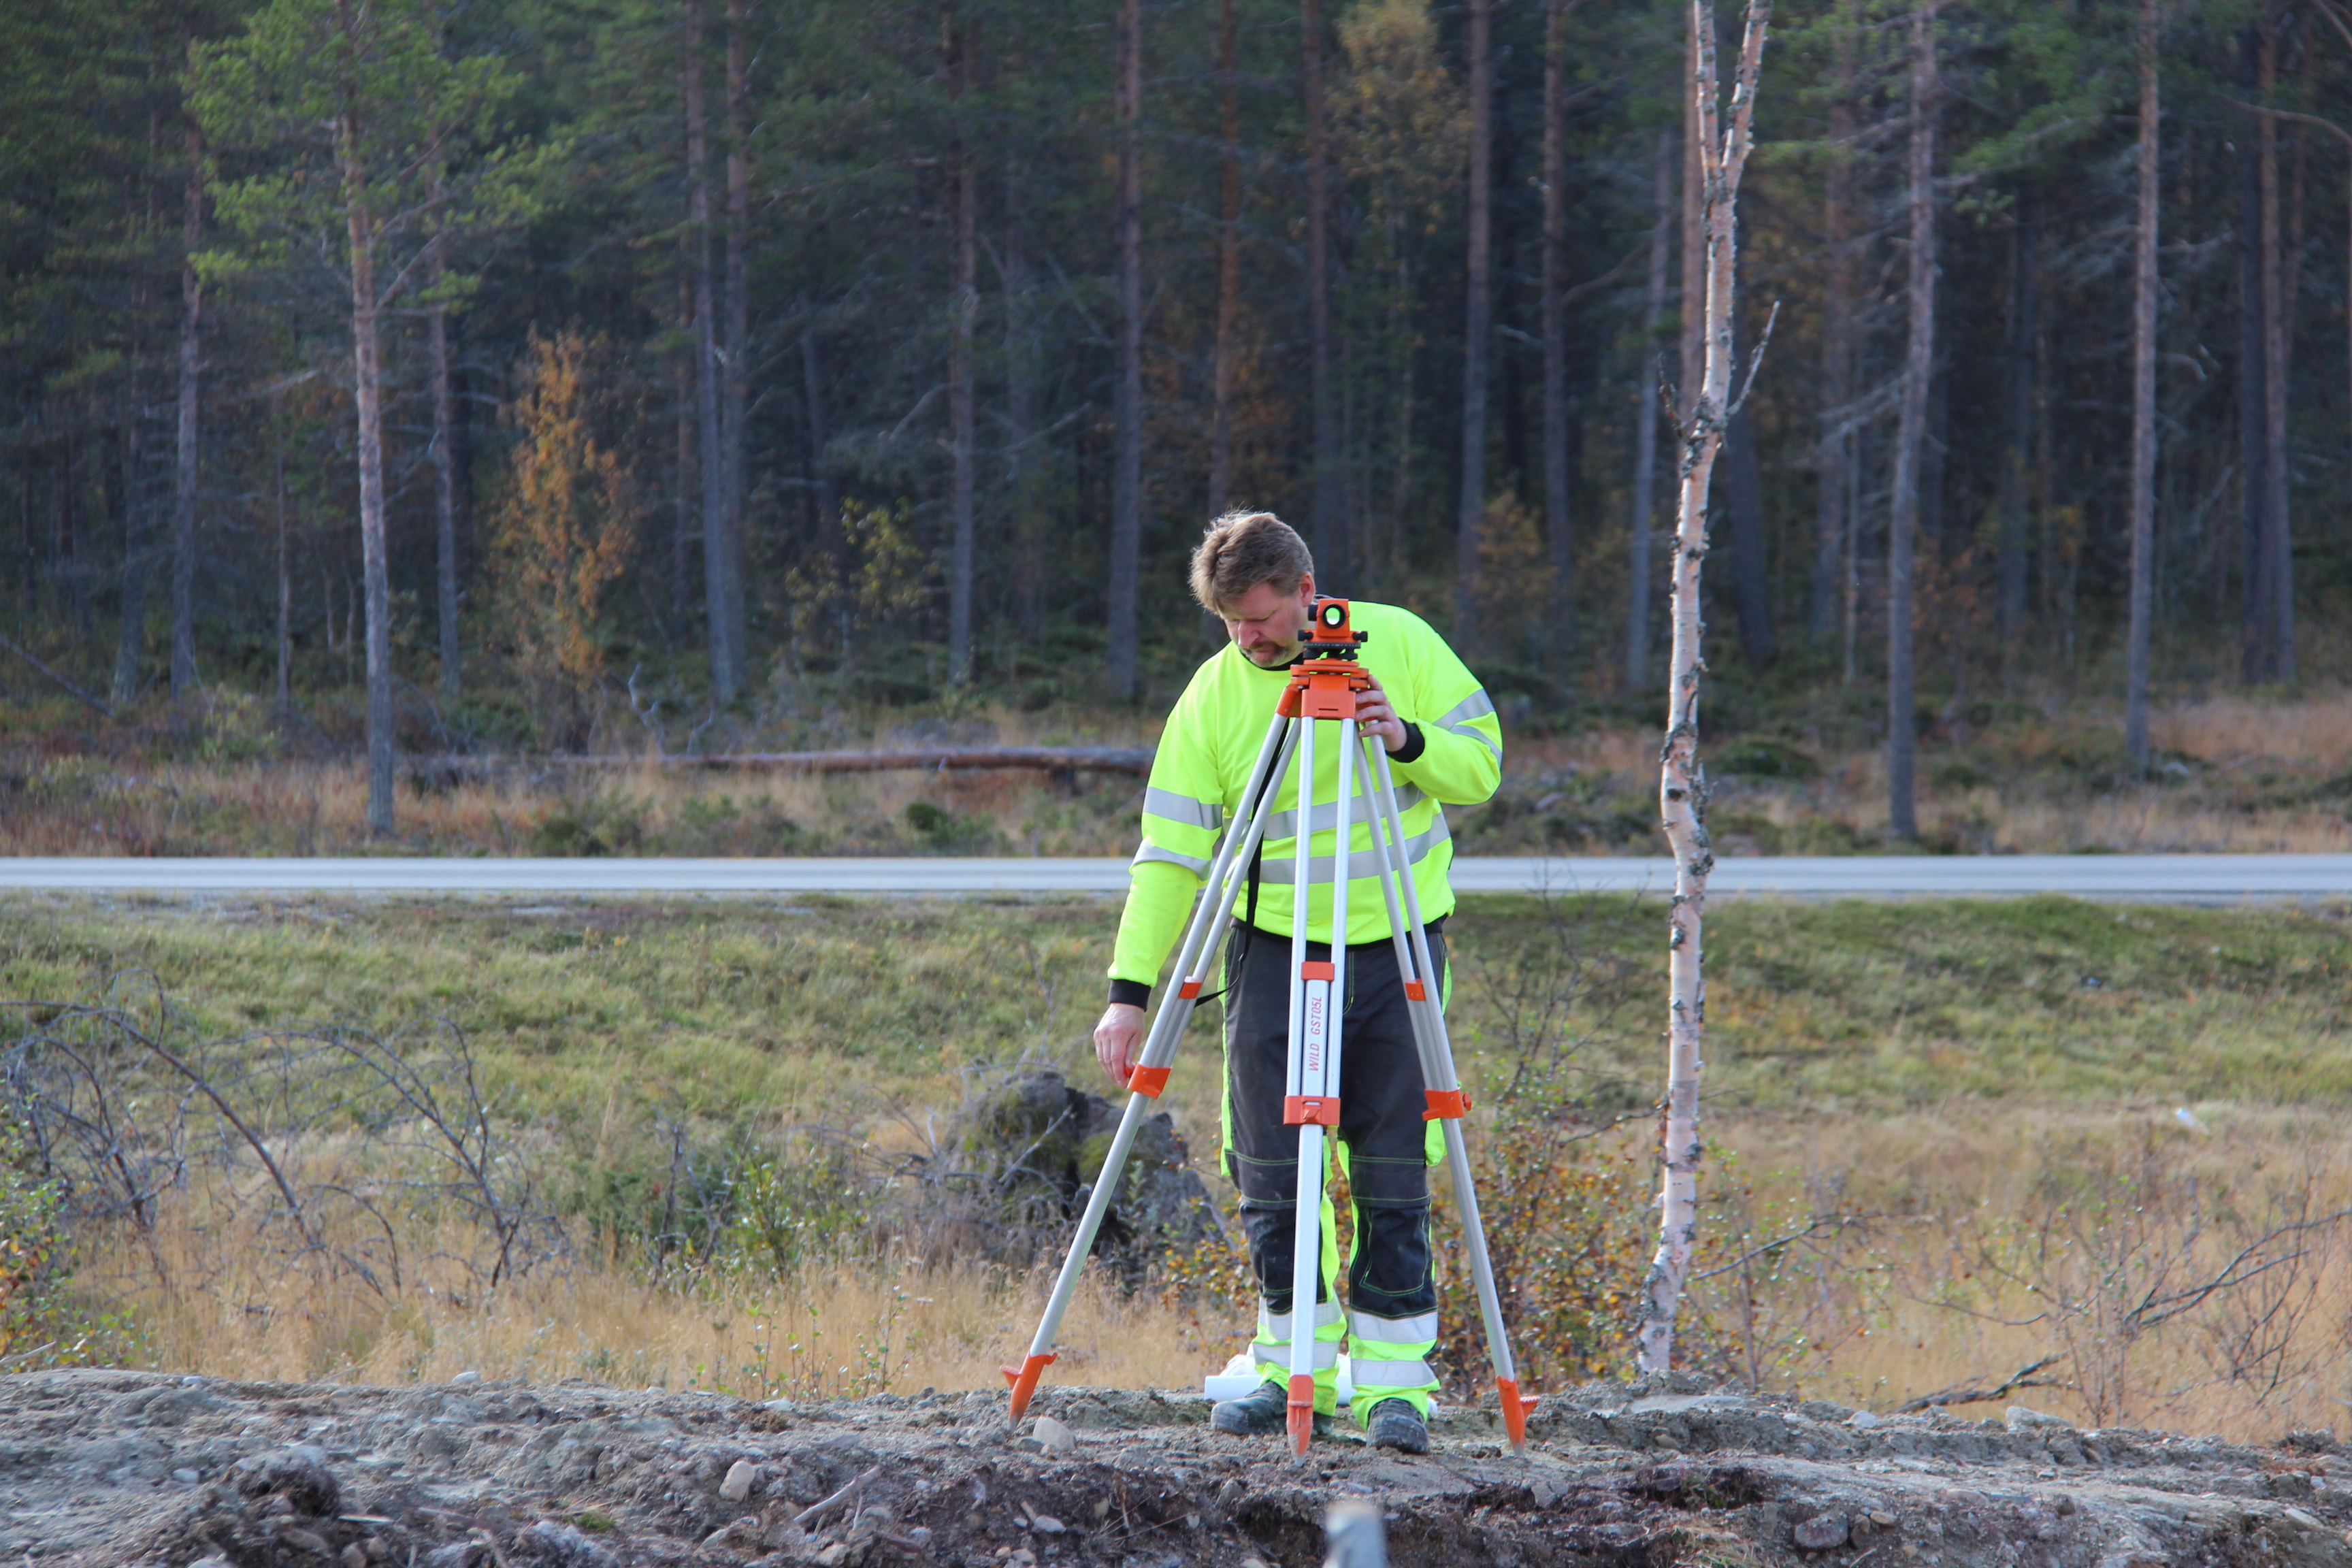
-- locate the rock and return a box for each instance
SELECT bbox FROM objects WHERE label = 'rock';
[277,1525,331,1553]
[721,1458,758,1500]
[452,1371,482,1386]
[421,1546,481,1568]
[341,1548,368,1568]
[1868,1511,1897,1527]
[1029,1513,1067,1535]
[1847,1410,1882,1430]
[1032,1416,1077,1454]
[1793,1513,1850,1550]
[230,1444,340,1517]
[523,1520,614,1567]
[2007,1405,2072,1433]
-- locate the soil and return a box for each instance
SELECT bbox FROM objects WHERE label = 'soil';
[7,1368,2352,1568]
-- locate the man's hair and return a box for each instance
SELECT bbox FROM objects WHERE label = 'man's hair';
[1190,511,1313,612]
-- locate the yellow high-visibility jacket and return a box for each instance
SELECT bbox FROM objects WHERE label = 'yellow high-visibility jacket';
[1108,601,1502,1000]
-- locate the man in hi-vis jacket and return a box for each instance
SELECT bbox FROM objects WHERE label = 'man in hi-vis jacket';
[1092,511,1502,1453]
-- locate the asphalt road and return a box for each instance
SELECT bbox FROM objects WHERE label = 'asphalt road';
[2,853,2347,902]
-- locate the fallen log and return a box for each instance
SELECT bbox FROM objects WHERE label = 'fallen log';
[401,746,1155,779]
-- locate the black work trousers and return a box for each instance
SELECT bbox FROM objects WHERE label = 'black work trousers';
[1220,919,1443,1324]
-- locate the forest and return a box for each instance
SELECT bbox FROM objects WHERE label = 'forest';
[1,0,2345,836]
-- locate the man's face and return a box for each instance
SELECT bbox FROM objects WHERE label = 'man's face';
[1220,576,1316,667]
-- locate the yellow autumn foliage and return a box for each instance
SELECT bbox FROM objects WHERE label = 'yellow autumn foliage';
[489,329,640,748]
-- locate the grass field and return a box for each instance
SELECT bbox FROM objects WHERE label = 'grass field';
[7,890,2352,1438]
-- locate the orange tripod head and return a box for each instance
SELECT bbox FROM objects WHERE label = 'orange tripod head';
[1281,598,1371,721]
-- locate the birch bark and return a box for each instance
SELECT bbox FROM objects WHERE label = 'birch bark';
[1634,0,1769,1376]
[2123,0,2157,765]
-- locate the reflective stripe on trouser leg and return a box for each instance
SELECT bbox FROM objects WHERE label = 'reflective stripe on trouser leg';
[1345,1307,1440,1422]
[1252,1296,1343,1379]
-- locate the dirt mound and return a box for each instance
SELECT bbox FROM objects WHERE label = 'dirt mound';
[3,1368,2349,1567]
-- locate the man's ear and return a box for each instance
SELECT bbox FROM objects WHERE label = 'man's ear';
[1296,574,1316,606]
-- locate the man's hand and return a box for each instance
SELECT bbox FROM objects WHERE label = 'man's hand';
[1354,672,1409,753]
[1094,1002,1146,1085]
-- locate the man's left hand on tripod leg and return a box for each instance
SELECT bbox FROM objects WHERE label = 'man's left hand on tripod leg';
[1352,674,1411,754]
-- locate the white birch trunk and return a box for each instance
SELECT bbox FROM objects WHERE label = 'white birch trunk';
[1634,0,1769,1377]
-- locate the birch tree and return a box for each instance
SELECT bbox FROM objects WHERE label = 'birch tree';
[1635,0,1769,1375]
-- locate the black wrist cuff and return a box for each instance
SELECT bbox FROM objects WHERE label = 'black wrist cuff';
[1108,979,1152,1009]
[1390,721,1427,765]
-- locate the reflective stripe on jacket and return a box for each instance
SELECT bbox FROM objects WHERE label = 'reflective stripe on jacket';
[1109,601,1501,993]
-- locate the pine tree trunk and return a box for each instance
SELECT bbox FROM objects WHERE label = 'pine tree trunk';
[170,120,203,702]
[1811,46,1852,649]
[802,329,837,566]
[1541,0,1574,652]
[2257,35,2294,685]
[1210,0,1239,523]
[722,0,751,685]
[1304,0,1343,586]
[275,396,291,714]
[2235,27,2268,684]
[1995,191,2036,670]
[429,161,461,700]
[1454,0,1492,638]
[1723,321,1774,668]
[686,0,734,704]
[1106,0,1143,700]
[946,0,979,685]
[1624,128,1672,691]
[675,280,695,628]
[2123,0,2157,764]
[336,4,395,836]
[1004,151,1040,640]
[1636,0,1769,1377]
[1885,0,1936,843]
[114,119,158,710]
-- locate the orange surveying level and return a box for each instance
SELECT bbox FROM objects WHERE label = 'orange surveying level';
[1002,599,1533,1458]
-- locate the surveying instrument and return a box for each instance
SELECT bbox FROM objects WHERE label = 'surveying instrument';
[1002,598,1533,1458]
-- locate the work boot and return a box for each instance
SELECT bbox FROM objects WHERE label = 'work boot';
[1211,1381,1330,1438]
[1365,1399,1429,1454]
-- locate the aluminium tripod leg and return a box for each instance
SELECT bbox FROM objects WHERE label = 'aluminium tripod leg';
[1360,740,1535,1454]
[1281,715,1356,1456]
[1004,712,1302,1420]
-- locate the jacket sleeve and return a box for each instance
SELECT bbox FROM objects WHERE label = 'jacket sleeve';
[1390,615,1502,805]
[1107,674,1226,1002]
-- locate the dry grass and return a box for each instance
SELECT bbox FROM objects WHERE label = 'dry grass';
[5,685,2347,859]
[98,1207,1234,1401]
[1693,1102,2352,1440]
[1477,687,2352,856]
[53,1100,2352,1446]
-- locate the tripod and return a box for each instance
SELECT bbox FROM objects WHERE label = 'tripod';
[1003,598,1533,1458]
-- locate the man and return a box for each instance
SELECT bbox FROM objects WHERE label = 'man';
[1093,511,1501,1453]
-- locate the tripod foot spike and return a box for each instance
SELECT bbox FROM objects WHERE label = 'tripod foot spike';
[1497,1377,1535,1455]
[1286,1374,1317,1458]
[1002,1352,1056,1420]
